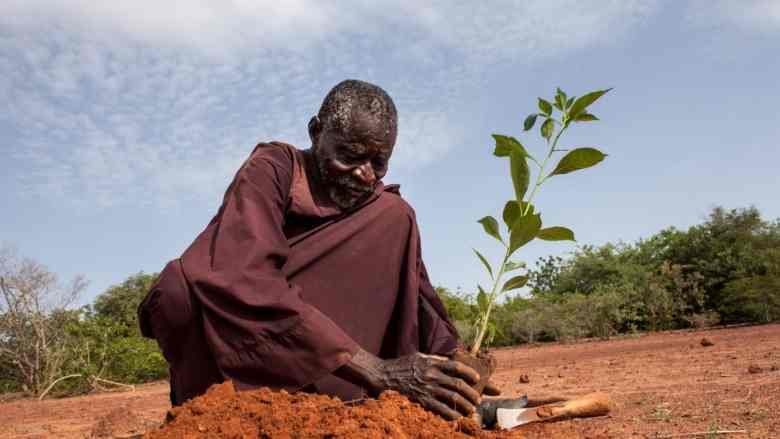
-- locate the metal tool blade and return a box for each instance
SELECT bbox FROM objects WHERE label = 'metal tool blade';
[496,407,539,429]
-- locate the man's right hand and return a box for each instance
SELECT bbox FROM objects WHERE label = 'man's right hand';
[336,348,481,420]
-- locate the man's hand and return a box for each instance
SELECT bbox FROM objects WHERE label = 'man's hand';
[376,352,482,420]
[336,349,482,420]
[483,380,502,396]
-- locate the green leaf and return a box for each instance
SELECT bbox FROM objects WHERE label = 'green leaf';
[566,96,576,109]
[509,148,530,202]
[478,216,503,243]
[473,249,493,279]
[556,87,567,102]
[492,135,531,202]
[541,118,554,140]
[568,88,612,119]
[523,114,538,131]
[504,261,525,272]
[502,200,521,230]
[492,134,526,157]
[537,226,576,241]
[574,113,599,122]
[493,144,510,157]
[508,213,542,256]
[502,275,529,292]
[487,320,499,343]
[538,98,552,116]
[555,88,567,111]
[549,148,607,177]
[477,285,488,312]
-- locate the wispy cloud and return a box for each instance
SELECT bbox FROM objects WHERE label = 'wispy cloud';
[1,1,658,208]
[686,0,780,33]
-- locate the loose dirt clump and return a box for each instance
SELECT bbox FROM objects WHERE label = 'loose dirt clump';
[146,381,517,439]
[90,407,152,438]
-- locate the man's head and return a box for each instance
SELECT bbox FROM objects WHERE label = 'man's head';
[309,79,398,210]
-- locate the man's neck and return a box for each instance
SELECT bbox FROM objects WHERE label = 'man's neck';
[301,148,332,208]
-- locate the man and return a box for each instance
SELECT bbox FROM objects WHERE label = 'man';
[139,79,498,421]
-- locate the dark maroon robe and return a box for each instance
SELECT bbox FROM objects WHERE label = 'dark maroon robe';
[138,141,460,404]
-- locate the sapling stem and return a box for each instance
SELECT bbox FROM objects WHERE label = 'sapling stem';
[470,124,565,355]
[467,85,612,356]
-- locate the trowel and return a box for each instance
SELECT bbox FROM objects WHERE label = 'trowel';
[496,392,611,429]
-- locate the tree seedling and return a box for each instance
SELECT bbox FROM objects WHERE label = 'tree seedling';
[469,87,611,355]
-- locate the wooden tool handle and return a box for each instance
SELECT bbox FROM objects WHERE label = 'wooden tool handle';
[537,392,611,419]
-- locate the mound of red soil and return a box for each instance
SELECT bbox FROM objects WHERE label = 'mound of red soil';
[145,381,516,439]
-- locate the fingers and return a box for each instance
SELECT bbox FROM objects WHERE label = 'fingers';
[431,387,476,417]
[435,360,481,385]
[483,380,502,396]
[419,353,449,362]
[433,371,481,406]
[421,397,462,421]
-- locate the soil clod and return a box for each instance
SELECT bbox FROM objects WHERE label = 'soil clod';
[146,381,505,438]
[89,407,151,438]
[700,337,714,347]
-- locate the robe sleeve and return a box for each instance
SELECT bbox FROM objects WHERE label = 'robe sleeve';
[417,252,462,356]
[181,145,359,391]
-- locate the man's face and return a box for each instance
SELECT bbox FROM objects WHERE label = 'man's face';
[311,113,395,209]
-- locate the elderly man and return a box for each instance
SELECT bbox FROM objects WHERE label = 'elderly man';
[139,79,498,421]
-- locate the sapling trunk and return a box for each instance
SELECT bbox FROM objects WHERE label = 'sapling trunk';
[468,88,611,355]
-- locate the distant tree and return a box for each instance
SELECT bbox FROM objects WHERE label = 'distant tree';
[720,248,780,323]
[0,245,87,396]
[92,272,158,335]
[63,312,168,392]
[660,206,780,321]
[528,255,565,296]
[435,286,475,322]
[530,244,635,297]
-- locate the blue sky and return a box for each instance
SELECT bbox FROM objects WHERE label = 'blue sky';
[1,1,778,305]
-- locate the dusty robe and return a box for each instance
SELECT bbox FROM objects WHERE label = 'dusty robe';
[138,141,460,404]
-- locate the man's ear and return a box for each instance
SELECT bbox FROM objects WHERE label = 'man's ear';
[308,116,322,146]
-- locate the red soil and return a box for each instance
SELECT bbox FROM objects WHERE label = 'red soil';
[2,324,779,438]
[146,381,494,439]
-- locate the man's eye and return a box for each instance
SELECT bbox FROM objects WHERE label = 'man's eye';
[341,152,362,162]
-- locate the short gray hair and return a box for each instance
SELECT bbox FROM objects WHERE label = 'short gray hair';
[317,79,397,138]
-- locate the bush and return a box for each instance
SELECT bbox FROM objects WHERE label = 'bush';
[92,272,159,334]
[684,311,721,329]
[511,301,550,343]
[64,315,167,387]
[0,246,87,397]
[721,275,780,324]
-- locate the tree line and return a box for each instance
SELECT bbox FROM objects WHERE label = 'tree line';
[443,206,780,347]
[1,206,778,398]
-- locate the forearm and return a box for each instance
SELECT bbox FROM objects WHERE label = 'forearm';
[333,347,387,396]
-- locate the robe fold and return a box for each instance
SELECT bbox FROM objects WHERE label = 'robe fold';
[139,141,460,404]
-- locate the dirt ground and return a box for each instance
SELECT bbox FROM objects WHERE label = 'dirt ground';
[1,323,778,438]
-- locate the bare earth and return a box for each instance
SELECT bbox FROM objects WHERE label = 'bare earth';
[2,324,778,438]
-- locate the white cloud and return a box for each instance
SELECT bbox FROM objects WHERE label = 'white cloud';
[687,0,780,33]
[0,1,658,208]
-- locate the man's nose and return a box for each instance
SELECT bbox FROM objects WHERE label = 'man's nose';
[353,163,375,185]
